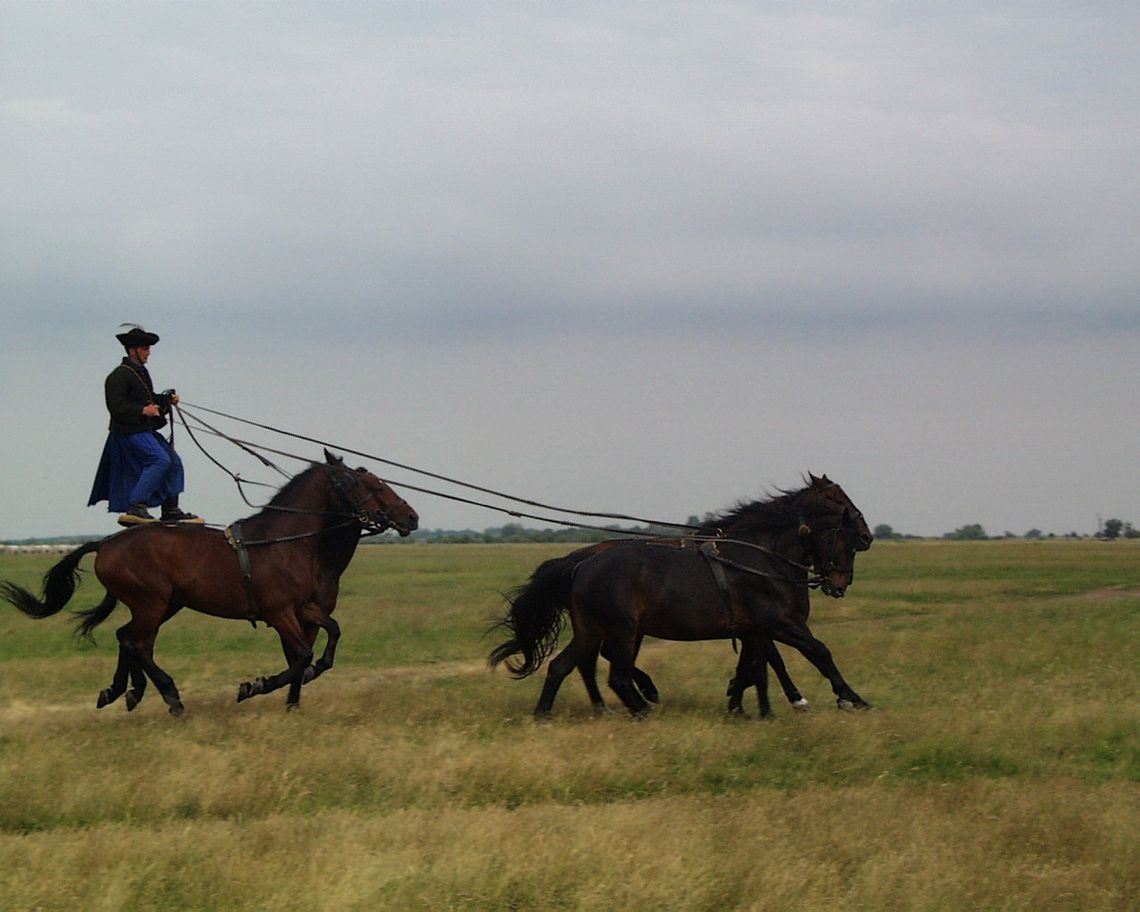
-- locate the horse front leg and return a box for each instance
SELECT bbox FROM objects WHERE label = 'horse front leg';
[769,622,870,710]
[236,611,313,709]
[604,638,652,718]
[725,638,773,717]
[763,638,809,712]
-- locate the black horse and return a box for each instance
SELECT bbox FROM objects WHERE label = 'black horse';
[1,451,418,714]
[490,474,872,717]
[509,540,809,717]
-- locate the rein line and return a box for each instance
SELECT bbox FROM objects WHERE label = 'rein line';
[175,405,398,546]
[178,401,701,534]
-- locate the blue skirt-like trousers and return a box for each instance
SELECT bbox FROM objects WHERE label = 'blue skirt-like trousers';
[88,431,186,512]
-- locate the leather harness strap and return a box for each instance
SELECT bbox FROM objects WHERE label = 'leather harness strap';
[699,540,739,635]
[224,522,260,627]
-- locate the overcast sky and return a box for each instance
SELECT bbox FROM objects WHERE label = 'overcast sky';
[2,2,1137,541]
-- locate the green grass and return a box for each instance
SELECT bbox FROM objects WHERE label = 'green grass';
[1,540,1137,910]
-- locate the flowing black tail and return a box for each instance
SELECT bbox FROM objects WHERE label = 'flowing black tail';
[0,539,118,640]
[488,553,584,678]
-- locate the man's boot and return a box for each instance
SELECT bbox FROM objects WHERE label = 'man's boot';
[118,503,157,527]
[161,497,205,524]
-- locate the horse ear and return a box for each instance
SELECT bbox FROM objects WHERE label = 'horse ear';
[324,449,343,465]
[808,472,821,485]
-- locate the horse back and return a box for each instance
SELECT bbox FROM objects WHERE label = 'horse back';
[571,539,810,642]
[93,525,249,616]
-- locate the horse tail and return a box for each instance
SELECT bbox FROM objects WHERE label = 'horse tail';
[74,590,120,643]
[488,552,587,678]
[0,539,104,620]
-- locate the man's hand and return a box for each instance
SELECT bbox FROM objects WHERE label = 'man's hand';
[143,404,161,417]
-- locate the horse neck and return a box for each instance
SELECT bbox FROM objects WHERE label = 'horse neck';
[720,522,810,565]
[245,469,348,540]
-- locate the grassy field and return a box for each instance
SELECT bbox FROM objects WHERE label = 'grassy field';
[1,540,1137,911]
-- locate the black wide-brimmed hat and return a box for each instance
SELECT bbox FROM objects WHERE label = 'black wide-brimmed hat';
[115,324,160,347]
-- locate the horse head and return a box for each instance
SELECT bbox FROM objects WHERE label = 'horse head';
[798,475,872,597]
[323,450,419,537]
[807,473,873,551]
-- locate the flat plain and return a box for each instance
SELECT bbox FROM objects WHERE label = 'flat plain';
[1,540,1137,911]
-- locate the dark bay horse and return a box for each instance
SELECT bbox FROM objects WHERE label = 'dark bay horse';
[1,451,418,714]
[490,475,872,717]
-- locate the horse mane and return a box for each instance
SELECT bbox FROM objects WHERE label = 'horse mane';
[235,462,326,525]
[698,482,827,536]
[264,463,322,508]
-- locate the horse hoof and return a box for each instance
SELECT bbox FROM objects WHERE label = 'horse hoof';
[125,691,142,712]
[792,699,811,713]
[237,682,253,703]
[97,689,114,709]
[837,699,855,711]
[169,703,185,717]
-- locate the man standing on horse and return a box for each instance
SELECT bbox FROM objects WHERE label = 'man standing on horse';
[88,324,204,528]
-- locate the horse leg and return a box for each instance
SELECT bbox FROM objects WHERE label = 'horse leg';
[600,637,659,707]
[763,638,809,712]
[236,612,313,709]
[535,634,601,718]
[96,625,137,709]
[628,635,659,704]
[121,620,185,716]
[307,615,341,683]
[576,645,608,712]
[769,622,870,710]
[726,639,755,715]
[724,639,774,717]
[604,638,651,717]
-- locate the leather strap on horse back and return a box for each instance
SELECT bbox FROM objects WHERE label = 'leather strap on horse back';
[699,540,739,635]
[224,522,260,627]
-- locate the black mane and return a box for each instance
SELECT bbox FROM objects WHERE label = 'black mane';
[698,483,826,536]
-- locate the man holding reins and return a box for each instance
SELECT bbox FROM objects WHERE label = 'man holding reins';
[88,324,204,527]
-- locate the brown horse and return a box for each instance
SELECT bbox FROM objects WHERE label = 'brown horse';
[1,451,418,714]
[490,475,872,717]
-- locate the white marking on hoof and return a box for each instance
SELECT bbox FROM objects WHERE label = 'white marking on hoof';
[837,699,855,711]
[792,698,810,713]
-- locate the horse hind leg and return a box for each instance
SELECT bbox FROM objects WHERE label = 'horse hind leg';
[301,612,340,684]
[122,639,185,716]
[576,645,609,713]
[96,627,135,709]
[98,622,153,711]
[601,638,659,708]
[604,641,652,718]
[725,639,773,718]
[535,634,601,718]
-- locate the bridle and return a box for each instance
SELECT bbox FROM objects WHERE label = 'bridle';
[804,513,858,596]
[323,465,399,535]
